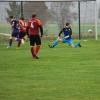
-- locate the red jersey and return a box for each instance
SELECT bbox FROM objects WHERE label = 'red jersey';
[19,19,27,32]
[27,18,42,35]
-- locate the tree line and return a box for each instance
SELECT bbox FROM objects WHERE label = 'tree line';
[6,1,100,30]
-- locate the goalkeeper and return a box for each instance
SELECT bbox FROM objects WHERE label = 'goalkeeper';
[49,23,81,48]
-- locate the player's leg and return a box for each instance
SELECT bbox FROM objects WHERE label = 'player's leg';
[29,35,39,59]
[17,39,21,47]
[35,35,42,58]
[74,42,82,48]
[62,38,76,48]
[13,29,19,41]
[62,37,68,43]
[49,37,62,48]
[17,32,23,47]
[7,32,15,48]
[21,32,27,44]
[65,38,75,48]
[48,40,59,48]
[67,39,81,48]
[7,36,13,48]
[30,36,36,58]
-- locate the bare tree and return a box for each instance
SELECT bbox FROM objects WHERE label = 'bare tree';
[50,2,77,30]
[23,1,51,25]
[6,1,21,20]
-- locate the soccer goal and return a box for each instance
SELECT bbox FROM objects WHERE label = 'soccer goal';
[78,0,98,40]
[0,0,99,45]
[43,0,98,40]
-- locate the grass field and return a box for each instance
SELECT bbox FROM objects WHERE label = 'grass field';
[0,39,100,100]
[0,24,11,34]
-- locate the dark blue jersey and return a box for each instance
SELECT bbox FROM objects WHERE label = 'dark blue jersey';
[11,19,19,30]
[59,27,72,39]
[10,19,19,36]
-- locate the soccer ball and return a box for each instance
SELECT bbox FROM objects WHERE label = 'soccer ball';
[88,29,93,33]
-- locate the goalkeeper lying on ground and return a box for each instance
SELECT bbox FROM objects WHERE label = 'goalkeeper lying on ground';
[48,22,81,48]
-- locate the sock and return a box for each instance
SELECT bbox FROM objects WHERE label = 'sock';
[17,39,21,47]
[9,39,12,47]
[31,46,36,58]
[50,40,58,48]
[75,43,80,48]
[36,45,40,55]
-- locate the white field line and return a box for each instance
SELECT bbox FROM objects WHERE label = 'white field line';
[0,33,10,36]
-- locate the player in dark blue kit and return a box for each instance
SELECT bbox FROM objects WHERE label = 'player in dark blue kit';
[7,16,19,48]
[49,23,81,48]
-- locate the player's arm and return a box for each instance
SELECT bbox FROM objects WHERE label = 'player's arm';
[37,19,43,37]
[11,21,15,28]
[26,21,30,37]
[70,28,72,35]
[58,28,64,37]
[56,28,64,40]
[39,26,43,37]
[19,21,23,29]
[26,28,29,38]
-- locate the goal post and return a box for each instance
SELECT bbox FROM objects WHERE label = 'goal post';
[95,0,98,40]
[0,0,99,44]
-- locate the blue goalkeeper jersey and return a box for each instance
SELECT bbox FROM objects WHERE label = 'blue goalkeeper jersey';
[59,27,72,39]
[63,27,72,39]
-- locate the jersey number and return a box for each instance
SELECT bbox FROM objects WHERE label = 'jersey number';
[30,22,34,28]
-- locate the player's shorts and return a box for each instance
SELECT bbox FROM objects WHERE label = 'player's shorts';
[12,29,19,37]
[62,37,73,45]
[19,32,26,39]
[29,35,41,46]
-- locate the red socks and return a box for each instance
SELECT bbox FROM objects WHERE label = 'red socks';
[31,45,41,59]
[31,46,36,58]
[36,45,40,55]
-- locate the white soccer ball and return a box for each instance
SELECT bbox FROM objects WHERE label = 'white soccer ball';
[88,29,93,33]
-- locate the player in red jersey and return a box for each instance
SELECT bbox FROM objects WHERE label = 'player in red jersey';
[27,13,43,59]
[17,17,27,47]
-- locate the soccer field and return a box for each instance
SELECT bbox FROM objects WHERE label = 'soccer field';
[0,40,100,100]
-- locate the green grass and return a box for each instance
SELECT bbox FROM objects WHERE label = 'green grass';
[0,24,11,34]
[0,40,100,100]
[0,34,9,44]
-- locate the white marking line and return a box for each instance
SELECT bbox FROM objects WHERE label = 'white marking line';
[0,33,10,36]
